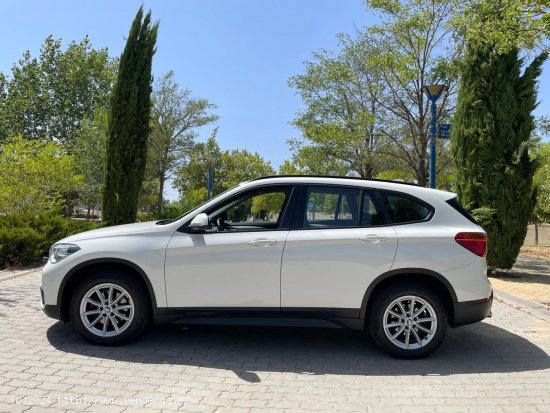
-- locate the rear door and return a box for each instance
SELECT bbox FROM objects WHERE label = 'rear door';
[281,185,398,313]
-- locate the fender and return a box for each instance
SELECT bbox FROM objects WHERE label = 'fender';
[359,268,458,320]
[56,257,158,310]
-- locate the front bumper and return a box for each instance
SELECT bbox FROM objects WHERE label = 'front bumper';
[41,287,61,320]
[452,291,493,327]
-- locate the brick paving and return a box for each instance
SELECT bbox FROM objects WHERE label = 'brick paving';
[490,255,550,308]
[0,270,549,413]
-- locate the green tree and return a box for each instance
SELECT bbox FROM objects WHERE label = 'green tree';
[137,175,160,214]
[288,38,389,178]
[74,109,108,217]
[0,36,116,147]
[0,137,81,214]
[290,0,459,185]
[453,0,550,53]
[451,42,547,269]
[279,146,350,176]
[174,132,275,211]
[219,149,275,187]
[533,141,550,223]
[148,71,218,219]
[174,130,223,205]
[0,73,7,144]
[103,7,159,226]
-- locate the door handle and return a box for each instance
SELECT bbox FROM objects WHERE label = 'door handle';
[248,239,277,247]
[359,234,388,243]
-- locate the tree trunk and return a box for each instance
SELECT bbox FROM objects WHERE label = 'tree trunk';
[65,192,73,217]
[417,153,428,187]
[156,178,164,219]
[534,222,539,246]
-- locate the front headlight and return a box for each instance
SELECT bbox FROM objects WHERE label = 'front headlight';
[49,243,80,264]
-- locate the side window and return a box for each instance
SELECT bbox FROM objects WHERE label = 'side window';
[361,191,386,226]
[304,186,360,228]
[208,188,290,232]
[381,191,432,224]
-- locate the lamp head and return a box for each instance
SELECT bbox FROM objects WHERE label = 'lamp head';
[424,84,446,100]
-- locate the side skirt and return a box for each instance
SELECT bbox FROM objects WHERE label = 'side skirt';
[153,308,364,331]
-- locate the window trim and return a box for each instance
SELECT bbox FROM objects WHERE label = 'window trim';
[291,184,435,230]
[293,184,391,230]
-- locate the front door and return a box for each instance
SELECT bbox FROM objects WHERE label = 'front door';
[164,186,294,308]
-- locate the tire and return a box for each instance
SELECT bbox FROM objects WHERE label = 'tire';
[69,271,149,345]
[368,282,447,358]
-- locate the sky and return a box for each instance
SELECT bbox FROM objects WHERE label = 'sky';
[1,1,549,200]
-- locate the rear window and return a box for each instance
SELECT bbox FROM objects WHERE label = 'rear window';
[446,197,478,224]
[380,191,432,224]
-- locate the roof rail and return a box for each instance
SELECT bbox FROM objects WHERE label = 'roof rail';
[250,175,423,188]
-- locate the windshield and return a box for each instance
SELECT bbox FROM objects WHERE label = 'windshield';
[156,184,242,225]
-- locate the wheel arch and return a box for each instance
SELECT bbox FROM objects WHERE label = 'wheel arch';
[360,268,457,324]
[57,258,157,322]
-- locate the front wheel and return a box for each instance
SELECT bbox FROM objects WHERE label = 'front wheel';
[69,272,149,345]
[368,283,447,358]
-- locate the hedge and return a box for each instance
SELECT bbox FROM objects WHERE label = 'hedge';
[0,213,102,268]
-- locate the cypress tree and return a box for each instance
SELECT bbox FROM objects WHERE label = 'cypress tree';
[103,7,158,225]
[451,43,547,269]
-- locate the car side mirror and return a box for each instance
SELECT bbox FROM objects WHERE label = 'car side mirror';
[188,213,211,231]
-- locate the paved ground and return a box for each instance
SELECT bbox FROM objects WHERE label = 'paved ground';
[0,267,549,413]
[490,255,550,308]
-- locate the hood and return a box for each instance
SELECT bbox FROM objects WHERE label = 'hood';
[59,221,159,243]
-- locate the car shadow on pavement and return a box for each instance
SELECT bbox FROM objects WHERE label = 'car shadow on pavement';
[47,321,550,381]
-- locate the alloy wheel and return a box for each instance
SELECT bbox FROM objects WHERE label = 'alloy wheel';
[382,295,437,350]
[79,283,135,337]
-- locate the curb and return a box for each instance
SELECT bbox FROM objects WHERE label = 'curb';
[0,267,43,283]
[494,288,550,324]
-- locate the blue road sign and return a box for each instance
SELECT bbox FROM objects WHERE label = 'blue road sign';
[438,123,451,139]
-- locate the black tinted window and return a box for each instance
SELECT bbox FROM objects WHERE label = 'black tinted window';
[381,192,432,224]
[446,197,478,224]
[361,191,386,226]
[304,186,361,228]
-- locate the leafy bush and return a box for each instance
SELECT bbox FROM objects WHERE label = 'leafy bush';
[0,137,82,214]
[137,202,187,222]
[0,213,102,268]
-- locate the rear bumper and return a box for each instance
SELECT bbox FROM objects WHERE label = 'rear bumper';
[452,291,493,327]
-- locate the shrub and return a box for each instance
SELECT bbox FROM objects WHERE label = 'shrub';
[0,213,102,268]
[0,137,82,214]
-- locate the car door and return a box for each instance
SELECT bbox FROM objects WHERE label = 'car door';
[281,185,398,314]
[164,185,294,308]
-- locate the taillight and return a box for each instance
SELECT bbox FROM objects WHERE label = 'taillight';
[455,232,487,257]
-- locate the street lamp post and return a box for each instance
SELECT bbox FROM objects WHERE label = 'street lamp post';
[424,84,445,189]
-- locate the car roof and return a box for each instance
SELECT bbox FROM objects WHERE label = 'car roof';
[243,175,456,201]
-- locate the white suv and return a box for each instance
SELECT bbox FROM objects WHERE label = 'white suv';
[42,176,492,358]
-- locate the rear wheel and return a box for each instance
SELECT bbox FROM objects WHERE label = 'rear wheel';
[70,272,149,345]
[368,282,447,358]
